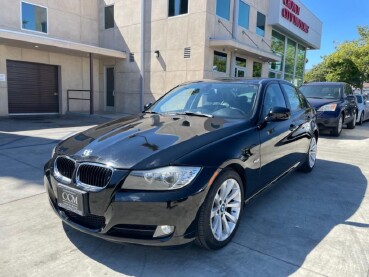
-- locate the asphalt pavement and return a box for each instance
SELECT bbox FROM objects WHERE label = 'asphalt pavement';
[1,114,369,277]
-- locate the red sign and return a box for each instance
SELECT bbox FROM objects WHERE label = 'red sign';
[282,0,309,33]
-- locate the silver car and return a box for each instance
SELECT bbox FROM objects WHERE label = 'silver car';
[355,94,369,125]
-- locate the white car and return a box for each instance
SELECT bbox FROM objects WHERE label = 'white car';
[355,94,369,125]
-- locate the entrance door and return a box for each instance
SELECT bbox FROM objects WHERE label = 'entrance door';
[234,57,247,78]
[105,67,115,110]
[7,60,59,114]
[235,67,246,78]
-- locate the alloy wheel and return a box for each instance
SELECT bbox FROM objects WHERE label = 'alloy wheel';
[210,178,242,241]
[309,137,317,168]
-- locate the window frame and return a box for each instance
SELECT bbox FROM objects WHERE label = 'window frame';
[104,4,115,29]
[20,1,49,34]
[256,11,266,37]
[238,0,250,30]
[216,0,231,21]
[261,82,288,119]
[213,51,228,73]
[168,0,189,18]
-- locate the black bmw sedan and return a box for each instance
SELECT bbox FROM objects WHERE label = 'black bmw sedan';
[44,78,318,250]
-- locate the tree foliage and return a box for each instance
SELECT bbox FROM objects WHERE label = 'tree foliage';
[305,26,369,89]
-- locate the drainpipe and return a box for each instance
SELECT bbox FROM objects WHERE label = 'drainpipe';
[89,53,94,115]
[140,0,145,112]
[230,0,239,78]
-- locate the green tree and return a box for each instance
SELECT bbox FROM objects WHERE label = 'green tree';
[305,25,369,89]
[304,62,328,82]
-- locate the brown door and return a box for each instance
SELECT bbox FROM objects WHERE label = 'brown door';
[7,60,59,114]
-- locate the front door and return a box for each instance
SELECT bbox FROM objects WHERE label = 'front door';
[105,67,115,110]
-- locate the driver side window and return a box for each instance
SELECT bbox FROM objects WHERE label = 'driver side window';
[262,83,287,118]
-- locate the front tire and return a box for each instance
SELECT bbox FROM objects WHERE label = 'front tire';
[196,169,244,250]
[347,111,356,129]
[299,136,317,173]
[331,114,343,136]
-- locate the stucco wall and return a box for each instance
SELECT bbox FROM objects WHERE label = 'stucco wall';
[0,45,100,116]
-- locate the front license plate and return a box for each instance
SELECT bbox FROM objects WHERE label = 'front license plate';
[57,184,86,216]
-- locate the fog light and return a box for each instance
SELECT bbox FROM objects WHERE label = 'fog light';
[153,225,175,238]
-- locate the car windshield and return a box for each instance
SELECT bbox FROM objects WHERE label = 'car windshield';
[355,95,363,103]
[300,85,342,99]
[148,83,259,119]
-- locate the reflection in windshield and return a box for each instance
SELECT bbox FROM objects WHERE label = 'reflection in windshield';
[300,85,342,99]
[148,83,259,119]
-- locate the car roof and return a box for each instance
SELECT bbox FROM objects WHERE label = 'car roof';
[179,78,289,86]
[301,82,346,86]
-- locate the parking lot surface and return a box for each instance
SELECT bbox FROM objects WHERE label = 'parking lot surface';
[1,115,369,277]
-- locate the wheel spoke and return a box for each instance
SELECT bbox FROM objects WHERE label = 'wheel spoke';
[225,189,240,204]
[216,215,223,239]
[222,214,230,236]
[211,207,217,219]
[224,180,234,198]
[227,201,241,208]
[225,211,237,223]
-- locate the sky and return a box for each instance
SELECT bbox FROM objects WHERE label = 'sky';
[304,0,369,70]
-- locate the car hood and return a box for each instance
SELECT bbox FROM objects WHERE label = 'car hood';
[55,114,246,169]
[306,98,341,109]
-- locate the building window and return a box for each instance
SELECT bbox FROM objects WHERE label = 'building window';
[256,12,266,37]
[270,30,285,72]
[284,39,296,83]
[105,5,114,29]
[216,0,231,21]
[213,51,227,73]
[238,1,250,29]
[21,2,47,33]
[168,0,188,17]
[253,62,262,77]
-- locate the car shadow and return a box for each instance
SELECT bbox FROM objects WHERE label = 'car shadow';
[63,159,367,276]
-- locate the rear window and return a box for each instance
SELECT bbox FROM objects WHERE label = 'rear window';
[355,95,363,103]
[300,84,342,100]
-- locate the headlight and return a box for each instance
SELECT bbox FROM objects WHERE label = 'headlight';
[123,166,201,190]
[318,104,337,112]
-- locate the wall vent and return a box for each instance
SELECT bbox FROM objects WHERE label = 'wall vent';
[184,47,191,59]
[129,53,134,62]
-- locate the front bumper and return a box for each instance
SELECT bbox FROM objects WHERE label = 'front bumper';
[44,163,215,247]
[315,111,340,130]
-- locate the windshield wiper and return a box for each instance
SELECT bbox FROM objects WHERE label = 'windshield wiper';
[171,111,214,118]
[307,96,324,99]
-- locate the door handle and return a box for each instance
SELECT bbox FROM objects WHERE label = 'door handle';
[54,92,58,96]
[112,90,115,97]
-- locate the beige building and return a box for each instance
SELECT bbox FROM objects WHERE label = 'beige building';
[0,0,322,116]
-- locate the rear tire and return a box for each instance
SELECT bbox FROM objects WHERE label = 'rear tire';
[196,169,244,250]
[331,114,343,137]
[299,136,317,173]
[347,111,356,129]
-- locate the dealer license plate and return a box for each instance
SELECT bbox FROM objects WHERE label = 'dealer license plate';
[57,184,86,216]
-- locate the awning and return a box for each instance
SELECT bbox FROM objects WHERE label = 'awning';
[0,28,126,59]
[209,38,281,62]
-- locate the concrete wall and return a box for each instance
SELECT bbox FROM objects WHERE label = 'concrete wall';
[99,0,208,114]
[0,0,99,46]
[0,45,100,116]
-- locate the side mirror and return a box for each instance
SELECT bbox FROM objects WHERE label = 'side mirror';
[143,102,153,111]
[266,106,291,122]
